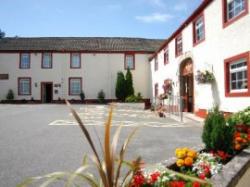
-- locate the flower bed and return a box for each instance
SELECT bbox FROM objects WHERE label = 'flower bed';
[130,106,250,187]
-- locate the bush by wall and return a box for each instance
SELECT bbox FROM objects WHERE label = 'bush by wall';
[202,106,234,153]
[80,90,85,102]
[97,89,105,103]
[125,93,143,103]
[6,89,14,100]
[115,72,126,101]
[125,68,134,97]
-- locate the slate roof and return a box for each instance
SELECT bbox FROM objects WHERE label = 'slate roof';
[0,37,164,52]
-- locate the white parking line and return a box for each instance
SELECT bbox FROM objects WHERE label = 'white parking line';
[48,119,189,128]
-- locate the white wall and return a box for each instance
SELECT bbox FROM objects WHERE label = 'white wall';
[0,52,151,101]
[150,0,250,113]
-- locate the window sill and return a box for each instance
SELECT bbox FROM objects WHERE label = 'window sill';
[223,10,248,28]
[18,94,31,96]
[225,91,250,97]
[193,38,205,47]
[175,53,183,58]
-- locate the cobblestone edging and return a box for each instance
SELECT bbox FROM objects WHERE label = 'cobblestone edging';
[211,147,250,187]
[162,146,250,187]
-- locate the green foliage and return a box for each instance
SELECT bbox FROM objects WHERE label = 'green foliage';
[97,89,105,103]
[115,72,126,101]
[80,90,85,102]
[6,89,14,100]
[202,106,234,153]
[125,69,134,97]
[229,107,250,125]
[125,93,143,103]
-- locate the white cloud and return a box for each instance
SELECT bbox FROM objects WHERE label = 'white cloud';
[174,2,188,11]
[136,13,173,23]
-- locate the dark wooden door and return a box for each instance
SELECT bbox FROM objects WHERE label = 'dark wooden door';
[41,82,53,103]
[180,75,194,112]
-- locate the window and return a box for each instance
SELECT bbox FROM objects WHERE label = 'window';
[0,74,9,80]
[222,0,248,27]
[193,14,205,45]
[20,53,30,69]
[155,56,158,71]
[154,83,158,97]
[175,34,183,57]
[164,47,169,65]
[71,53,81,68]
[42,53,52,68]
[18,77,31,95]
[69,78,82,95]
[224,52,250,97]
[124,54,135,70]
[230,60,248,91]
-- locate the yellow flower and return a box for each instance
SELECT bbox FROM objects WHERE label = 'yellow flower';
[176,159,185,167]
[176,150,186,159]
[187,150,197,158]
[175,148,181,156]
[182,147,189,154]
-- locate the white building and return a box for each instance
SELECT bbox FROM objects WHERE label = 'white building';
[0,37,162,103]
[0,0,249,117]
[150,0,250,117]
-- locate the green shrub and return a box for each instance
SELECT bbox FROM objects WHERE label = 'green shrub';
[115,72,126,101]
[125,93,143,103]
[125,68,134,97]
[79,90,85,102]
[202,106,234,153]
[97,89,105,103]
[229,107,250,125]
[6,89,14,100]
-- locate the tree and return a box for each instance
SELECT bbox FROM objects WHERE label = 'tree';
[125,68,134,97]
[115,72,126,101]
[0,29,5,38]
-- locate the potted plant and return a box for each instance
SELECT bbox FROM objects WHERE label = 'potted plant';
[195,70,215,84]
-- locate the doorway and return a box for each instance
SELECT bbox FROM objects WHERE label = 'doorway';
[41,82,53,103]
[180,59,194,112]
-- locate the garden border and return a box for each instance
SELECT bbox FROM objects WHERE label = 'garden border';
[211,147,250,187]
[161,146,250,187]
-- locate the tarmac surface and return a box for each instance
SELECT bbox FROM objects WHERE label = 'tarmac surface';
[0,104,203,186]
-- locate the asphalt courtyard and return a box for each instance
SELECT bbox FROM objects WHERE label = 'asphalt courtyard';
[0,104,203,186]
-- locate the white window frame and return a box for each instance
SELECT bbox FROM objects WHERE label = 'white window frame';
[71,53,81,68]
[194,16,204,42]
[229,58,248,93]
[42,53,52,68]
[19,78,31,95]
[69,78,81,95]
[125,54,135,70]
[155,56,158,71]
[20,53,30,69]
[176,35,183,56]
[227,0,246,20]
[164,47,169,65]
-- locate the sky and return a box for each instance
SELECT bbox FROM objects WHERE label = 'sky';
[0,0,202,39]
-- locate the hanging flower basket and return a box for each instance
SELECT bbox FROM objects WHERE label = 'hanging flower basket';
[163,79,173,95]
[195,70,215,84]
